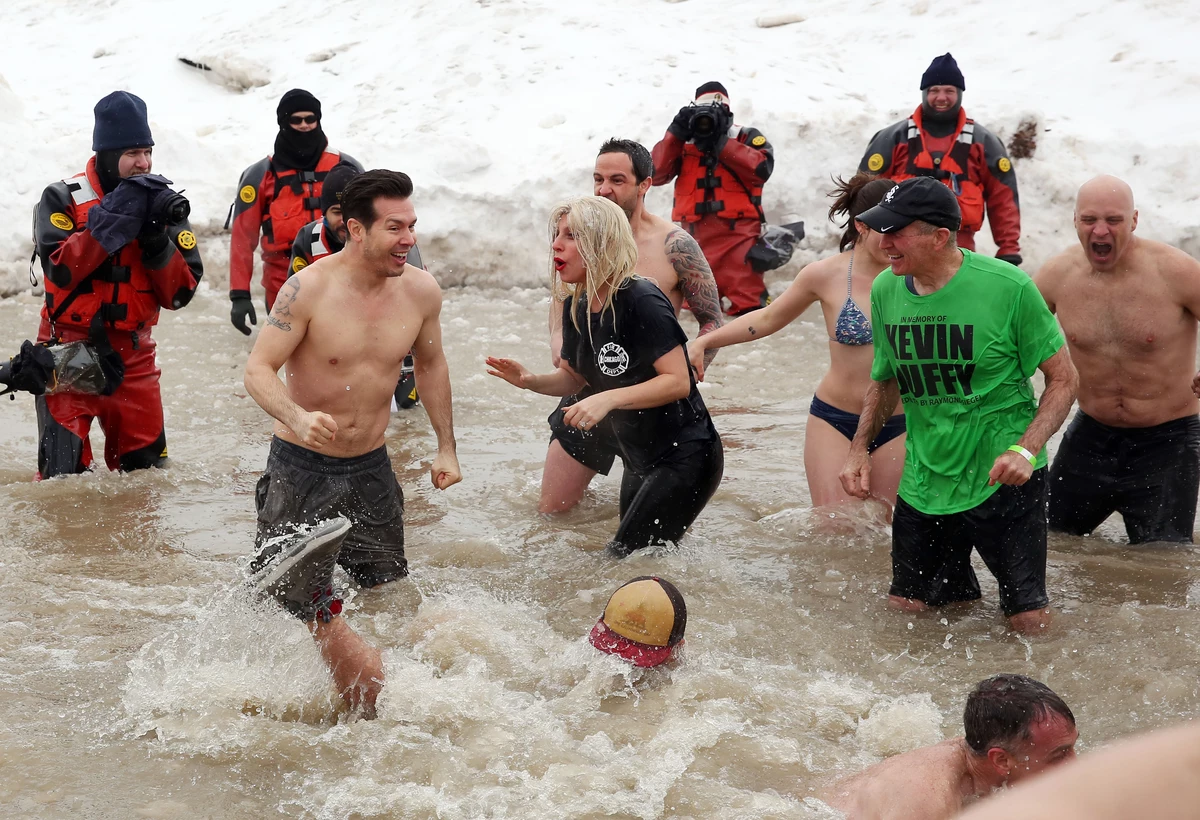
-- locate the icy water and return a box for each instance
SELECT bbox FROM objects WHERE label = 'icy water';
[1,283,1198,819]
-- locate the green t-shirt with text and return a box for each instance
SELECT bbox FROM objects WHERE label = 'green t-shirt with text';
[870,250,1064,514]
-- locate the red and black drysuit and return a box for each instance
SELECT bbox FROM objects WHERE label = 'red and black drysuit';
[652,125,774,316]
[860,107,1021,257]
[228,149,361,309]
[33,158,203,477]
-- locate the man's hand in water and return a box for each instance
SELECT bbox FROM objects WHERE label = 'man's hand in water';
[292,410,337,449]
[431,450,462,490]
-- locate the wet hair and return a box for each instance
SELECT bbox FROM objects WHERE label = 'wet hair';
[964,674,1075,755]
[547,196,638,339]
[597,138,654,184]
[340,169,414,230]
[828,172,898,251]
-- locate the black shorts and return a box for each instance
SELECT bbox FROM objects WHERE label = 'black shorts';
[548,394,616,475]
[1049,411,1200,544]
[891,470,1048,617]
[608,433,724,557]
[255,437,406,587]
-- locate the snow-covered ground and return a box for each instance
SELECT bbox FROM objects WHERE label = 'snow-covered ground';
[2,0,1199,296]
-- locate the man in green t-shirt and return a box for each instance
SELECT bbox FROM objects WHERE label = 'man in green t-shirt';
[839,177,1078,634]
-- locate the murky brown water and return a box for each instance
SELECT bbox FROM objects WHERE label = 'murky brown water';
[1,280,1198,819]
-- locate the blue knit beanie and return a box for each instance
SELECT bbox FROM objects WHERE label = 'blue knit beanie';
[92,91,154,152]
[920,54,965,90]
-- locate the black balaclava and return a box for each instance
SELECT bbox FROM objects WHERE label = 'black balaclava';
[918,53,965,137]
[95,150,124,194]
[272,88,328,171]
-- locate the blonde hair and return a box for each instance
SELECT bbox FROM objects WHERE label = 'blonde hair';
[547,196,639,337]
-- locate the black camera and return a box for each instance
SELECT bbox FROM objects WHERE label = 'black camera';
[150,189,191,227]
[689,103,732,141]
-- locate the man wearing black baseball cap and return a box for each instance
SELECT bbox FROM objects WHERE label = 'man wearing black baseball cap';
[858,54,1022,268]
[839,176,1078,634]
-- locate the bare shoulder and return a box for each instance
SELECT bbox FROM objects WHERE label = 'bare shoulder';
[825,741,965,820]
[647,212,681,245]
[1033,246,1086,296]
[663,224,704,258]
[1144,239,1200,306]
[1148,238,1200,276]
[794,251,847,297]
[400,265,444,311]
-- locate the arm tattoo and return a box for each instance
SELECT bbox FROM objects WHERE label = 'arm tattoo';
[748,325,757,336]
[666,229,724,366]
[267,276,299,331]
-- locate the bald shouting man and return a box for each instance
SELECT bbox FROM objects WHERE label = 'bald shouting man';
[1035,176,1200,544]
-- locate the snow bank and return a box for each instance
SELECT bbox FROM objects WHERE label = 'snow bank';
[1,0,1198,296]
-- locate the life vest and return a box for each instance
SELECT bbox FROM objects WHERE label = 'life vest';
[671,126,764,224]
[307,221,333,262]
[43,164,165,334]
[895,108,985,233]
[262,150,344,254]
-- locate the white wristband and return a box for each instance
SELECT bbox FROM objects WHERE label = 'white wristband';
[1007,444,1035,465]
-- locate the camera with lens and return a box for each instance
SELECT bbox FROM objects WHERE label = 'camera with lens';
[689,103,733,144]
[150,189,191,228]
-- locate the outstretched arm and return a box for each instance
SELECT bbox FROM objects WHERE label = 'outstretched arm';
[666,228,723,367]
[412,283,462,490]
[486,356,586,397]
[687,261,821,380]
[243,275,337,448]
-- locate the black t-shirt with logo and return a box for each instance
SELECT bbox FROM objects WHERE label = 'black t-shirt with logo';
[561,276,716,474]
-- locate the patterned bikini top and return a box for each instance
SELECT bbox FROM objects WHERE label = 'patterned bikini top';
[830,252,872,346]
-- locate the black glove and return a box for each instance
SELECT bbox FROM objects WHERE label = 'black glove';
[230,291,257,335]
[668,105,694,140]
[138,223,171,264]
[997,253,1023,267]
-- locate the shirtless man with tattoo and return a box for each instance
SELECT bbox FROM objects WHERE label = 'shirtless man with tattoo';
[540,138,723,513]
[243,169,461,716]
[1035,175,1200,544]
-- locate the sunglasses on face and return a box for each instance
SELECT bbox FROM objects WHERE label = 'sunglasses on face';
[289,115,318,125]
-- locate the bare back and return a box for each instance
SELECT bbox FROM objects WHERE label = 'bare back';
[253,253,441,457]
[1037,238,1200,427]
[824,739,976,820]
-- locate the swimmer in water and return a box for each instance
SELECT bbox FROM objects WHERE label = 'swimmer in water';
[825,674,1078,820]
[958,720,1200,820]
[488,195,723,556]
[688,172,906,515]
[1035,175,1200,545]
[588,577,687,667]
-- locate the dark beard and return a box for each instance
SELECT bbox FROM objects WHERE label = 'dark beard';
[920,100,962,138]
[272,127,328,171]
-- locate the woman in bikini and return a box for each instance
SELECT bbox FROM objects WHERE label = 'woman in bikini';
[687,172,905,511]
